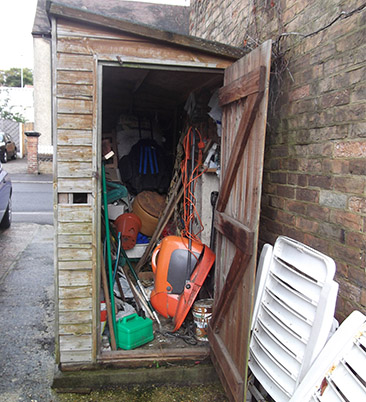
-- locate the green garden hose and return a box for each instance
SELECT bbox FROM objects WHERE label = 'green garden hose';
[102,162,118,341]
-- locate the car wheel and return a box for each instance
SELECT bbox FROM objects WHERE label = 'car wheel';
[2,150,8,163]
[0,198,12,229]
[12,148,17,159]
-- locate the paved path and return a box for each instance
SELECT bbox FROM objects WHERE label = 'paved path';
[0,223,55,401]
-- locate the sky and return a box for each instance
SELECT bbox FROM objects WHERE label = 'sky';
[0,0,38,70]
[0,0,189,71]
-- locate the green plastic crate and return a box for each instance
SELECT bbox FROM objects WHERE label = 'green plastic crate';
[117,313,154,350]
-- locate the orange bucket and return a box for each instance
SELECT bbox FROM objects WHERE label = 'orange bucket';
[114,213,142,250]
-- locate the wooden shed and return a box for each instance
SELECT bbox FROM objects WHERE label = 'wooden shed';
[49,3,271,401]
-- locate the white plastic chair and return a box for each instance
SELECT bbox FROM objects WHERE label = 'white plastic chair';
[248,236,339,401]
[290,310,366,401]
[251,243,273,331]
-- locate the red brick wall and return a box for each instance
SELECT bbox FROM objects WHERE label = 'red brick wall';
[190,0,366,321]
[26,135,40,174]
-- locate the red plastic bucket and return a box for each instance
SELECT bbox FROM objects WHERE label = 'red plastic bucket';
[114,213,142,250]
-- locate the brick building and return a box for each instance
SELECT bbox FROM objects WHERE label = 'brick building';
[190,0,366,322]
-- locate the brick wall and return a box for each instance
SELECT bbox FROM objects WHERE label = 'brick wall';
[190,0,366,321]
[25,133,40,174]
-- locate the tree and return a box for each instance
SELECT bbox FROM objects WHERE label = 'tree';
[0,68,33,87]
[0,96,26,123]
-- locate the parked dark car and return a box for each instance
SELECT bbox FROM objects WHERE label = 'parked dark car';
[0,161,12,229]
[0,131,17,163]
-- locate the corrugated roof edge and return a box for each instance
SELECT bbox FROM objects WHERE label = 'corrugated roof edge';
[47,1,246,60]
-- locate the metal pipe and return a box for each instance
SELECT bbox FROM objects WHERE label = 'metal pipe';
[120,246,161,327]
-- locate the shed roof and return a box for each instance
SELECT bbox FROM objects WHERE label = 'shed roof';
[43,1,245,60]
[33,0,190,37]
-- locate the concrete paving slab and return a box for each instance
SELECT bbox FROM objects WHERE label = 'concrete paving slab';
[0,223,43,284]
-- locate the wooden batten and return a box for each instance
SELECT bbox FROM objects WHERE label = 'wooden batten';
[57,146,93,162]
[57,99,93,115]
[58,162,93,178]
[99,346,211,367]
[57,83,93,100]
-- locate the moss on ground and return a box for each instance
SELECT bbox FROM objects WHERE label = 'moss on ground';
[55,383,228,401]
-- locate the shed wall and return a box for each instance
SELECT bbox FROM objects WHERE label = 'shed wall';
[53,17,234,365]
[190,0,366,322]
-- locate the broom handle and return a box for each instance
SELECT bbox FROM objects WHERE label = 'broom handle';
[101,255,117,350]
[186,130,196,282]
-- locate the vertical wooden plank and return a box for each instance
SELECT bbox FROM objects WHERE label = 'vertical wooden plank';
[91,55,99,363]
[52,16,60,366]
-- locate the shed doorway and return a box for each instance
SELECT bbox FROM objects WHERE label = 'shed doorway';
[96,40,271,402]
[98,62,225,364]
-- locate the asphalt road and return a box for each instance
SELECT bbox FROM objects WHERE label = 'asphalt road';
[11,173,53,225]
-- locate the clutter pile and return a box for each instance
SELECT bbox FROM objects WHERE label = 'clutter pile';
[100,120,219,352]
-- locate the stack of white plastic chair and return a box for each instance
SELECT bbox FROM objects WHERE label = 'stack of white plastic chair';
[290,310,366,401]
[248,236,339,401]
[251,243,273,331]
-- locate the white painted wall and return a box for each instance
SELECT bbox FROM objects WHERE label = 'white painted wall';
[33,36,52,147]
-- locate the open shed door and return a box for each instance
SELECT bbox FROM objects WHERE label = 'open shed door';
[208,40,272,402]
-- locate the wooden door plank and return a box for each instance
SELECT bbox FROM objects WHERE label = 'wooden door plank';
[216,90,265,214]
[208,331,244,399]
[219,65,266,106]
[210,250,251,333]
[214,211,254,254]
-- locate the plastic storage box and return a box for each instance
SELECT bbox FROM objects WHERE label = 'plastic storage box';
[117,313,154,350]
[125,243,148,259]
